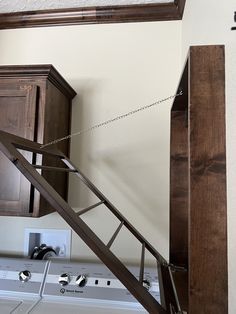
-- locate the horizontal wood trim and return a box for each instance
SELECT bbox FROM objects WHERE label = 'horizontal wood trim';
[0,0,186,29]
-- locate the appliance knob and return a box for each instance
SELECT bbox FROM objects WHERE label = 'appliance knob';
[58,273,70,286]
[75,274,87,287]
[142,279,151,291]
[19,270,31,282]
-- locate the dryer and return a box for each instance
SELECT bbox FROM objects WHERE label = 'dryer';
[33,260,160,314]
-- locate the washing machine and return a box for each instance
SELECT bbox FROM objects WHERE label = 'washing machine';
[0,257,47,314]
[32,260,160,314]
[0,258,160,314]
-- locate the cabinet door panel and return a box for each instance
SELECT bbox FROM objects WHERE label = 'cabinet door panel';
[0,85,38,215]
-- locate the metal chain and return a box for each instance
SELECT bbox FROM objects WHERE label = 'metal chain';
[40,90,183,149]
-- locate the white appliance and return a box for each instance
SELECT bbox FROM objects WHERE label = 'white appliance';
[0,258,160,314]
[0,258,47,314]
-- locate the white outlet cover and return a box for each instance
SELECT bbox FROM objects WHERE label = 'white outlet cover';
[24,228,71,259]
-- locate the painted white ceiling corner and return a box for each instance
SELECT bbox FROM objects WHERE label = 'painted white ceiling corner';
[0,0,174,14]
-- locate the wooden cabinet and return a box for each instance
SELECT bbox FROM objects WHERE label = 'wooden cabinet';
[0,65,76,217]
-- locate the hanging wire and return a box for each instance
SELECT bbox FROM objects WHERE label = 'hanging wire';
[40,90,183,149]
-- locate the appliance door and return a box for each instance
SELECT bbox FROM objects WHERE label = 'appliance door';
[31,299,147,314]
[0,298,21,314]
[0,296,40,314]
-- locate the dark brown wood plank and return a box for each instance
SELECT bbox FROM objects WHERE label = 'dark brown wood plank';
[169,110,188,267]
[188,45,227,314]
[172,271,188,311]
[175,0,186,18]
[170,45,227,313]
[0,1,186,29]
[169,59,189,311]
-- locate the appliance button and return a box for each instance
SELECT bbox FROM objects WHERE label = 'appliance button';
[75,274,87,287]
[19,270,31,282]
[142,279,151,291]
[58,273,70,286]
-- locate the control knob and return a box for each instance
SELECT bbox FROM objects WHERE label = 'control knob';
[142,279,151,291]
[75,274,87,287]
[58,273,70,286]
[19,270,31,282]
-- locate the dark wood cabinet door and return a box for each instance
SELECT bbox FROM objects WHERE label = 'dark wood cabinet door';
[0,85,38,215]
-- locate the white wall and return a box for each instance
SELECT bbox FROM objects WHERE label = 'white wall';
[182,1,236,313]
[0,21,182,264]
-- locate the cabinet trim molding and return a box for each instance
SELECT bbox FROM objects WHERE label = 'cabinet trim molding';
[0,65,76,99]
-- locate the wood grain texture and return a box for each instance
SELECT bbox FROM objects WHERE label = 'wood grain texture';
[170,110,188,267]
[0,0,186,29]
[189,45,227,314]
[0,65,76,217]
[170,60,189,311]
[0,65,76,99]
[32,79,72,217]
[0,85,37,215]
[170,45,227,313]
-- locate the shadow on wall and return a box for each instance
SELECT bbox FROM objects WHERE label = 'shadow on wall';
[65,78,170,260]
[89,143,169,242]
[67,78,104,208]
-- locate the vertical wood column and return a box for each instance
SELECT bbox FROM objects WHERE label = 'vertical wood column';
[170,61,189,268]
[170,45,227,314]
[170,61,189,311]
[189,45,227,314]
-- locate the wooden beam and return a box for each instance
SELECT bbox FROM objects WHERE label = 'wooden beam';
[189,45,227,314]
[0,0,186,29]
[170,45,227,313]
[170,110,189,266]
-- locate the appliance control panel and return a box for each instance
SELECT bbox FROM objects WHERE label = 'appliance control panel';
[43,261,160,304]
[0,258,47,295]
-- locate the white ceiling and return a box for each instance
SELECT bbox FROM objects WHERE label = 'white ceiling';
[0,0,173,13]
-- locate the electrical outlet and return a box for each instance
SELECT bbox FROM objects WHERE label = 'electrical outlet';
[24,228,71,259]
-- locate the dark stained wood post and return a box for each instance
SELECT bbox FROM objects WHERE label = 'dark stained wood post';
[170,45,228,314]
